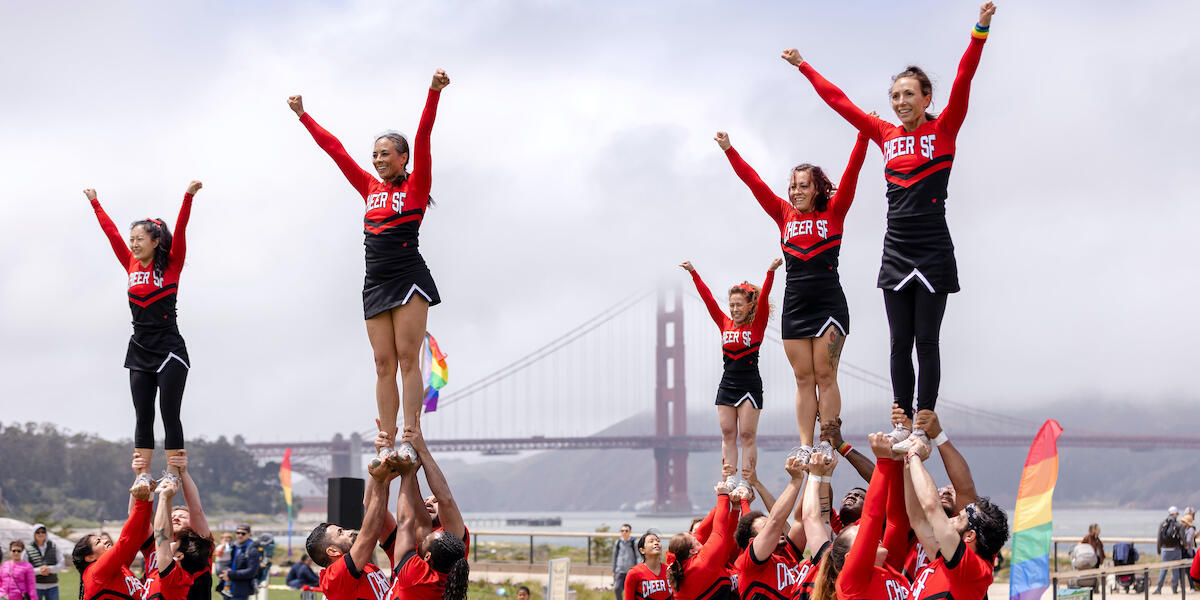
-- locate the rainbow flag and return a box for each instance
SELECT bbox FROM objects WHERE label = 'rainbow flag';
[1009,420,1064,600]
[280,448,294,558]
[422,332,448,413]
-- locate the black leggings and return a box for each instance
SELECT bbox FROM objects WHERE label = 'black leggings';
[883,286,948,420]
[130,360,188,450]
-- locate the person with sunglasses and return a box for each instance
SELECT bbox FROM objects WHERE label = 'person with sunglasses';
[2,542,37,600]
[613,524,640,600]
[901,437,1008,600]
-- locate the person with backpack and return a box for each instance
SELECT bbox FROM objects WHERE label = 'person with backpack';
[1155,506,1186,594]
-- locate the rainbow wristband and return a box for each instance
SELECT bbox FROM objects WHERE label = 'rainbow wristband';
[837,442,852,456]
[972,23,990,39]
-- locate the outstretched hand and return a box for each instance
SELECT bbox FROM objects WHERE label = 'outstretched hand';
[781,48,804,67]
[868,432,896,460]
[784,455,806,480]
[83,188,97,201]
[714,131,731,151]
[431,69,451,91]
[287,95,305,117]
[902,437,932,462]
[374,418,398,451]
[131,452,147,474]
[979,2,996,27]
[186,181,202,195]
[768,258,783,272]
[807,450,837,476]
[401,425,428,454]
[679,261,695,273]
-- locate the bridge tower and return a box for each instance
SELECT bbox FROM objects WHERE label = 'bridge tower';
[654,285,691,513]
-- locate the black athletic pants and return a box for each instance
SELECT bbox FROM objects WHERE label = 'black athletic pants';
[883,286,948,419]
[130,360,188,449]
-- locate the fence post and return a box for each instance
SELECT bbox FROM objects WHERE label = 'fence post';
[529,535,535,564]
[587,536,592,566]
[1144,567,1149,600]
[473,533,478,562]
[1053,541,1058,572]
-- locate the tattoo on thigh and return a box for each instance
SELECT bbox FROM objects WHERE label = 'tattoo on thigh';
[827,328,845,369]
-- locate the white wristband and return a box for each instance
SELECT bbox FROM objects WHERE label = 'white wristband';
[933,432,949,446]
[811,475,830,483]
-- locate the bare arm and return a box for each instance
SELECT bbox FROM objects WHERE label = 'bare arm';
[923,412,979,509]
[349,463,396,570]
[904,439,958,554]
[394,459,427,558]
[748,468,777,513]
[752,457,806,559]
[405,427,464,539]
[167,451,209,537]
[153,479,178,571]
[801,453,836,556]
[821,420,874,483]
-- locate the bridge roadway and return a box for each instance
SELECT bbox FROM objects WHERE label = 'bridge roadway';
[244,432,1200,457]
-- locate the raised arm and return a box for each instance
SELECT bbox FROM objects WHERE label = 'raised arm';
[881,451,910,572]
[167,451,209,537]
[86,189,132,268]
[820,421,874,484]
[748,468,777,513]
[289,95,376,198]
[923,411,978,509]
[394,456,427,559]
[752,261,781,330]
[839,440,895,596]
[801,453,836,556]
[939,3,995,136]
[408,70,448,197]
[169,183,199,267]
[153,478,178,572]
[405,427,464,539]
[370,426,399,563]
[782,50,885,144]
[753,457,806,560]
[94,482,152,580]
[903,438,959,555]
[681,262,728,327]
[829,133,870,220]
[718,134,788,226]
[349,456,398,571]
[696,491,735,564]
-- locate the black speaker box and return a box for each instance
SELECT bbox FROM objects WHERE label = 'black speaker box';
[327,477,364,529]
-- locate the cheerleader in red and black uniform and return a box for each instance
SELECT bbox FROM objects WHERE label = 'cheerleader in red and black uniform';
[668,481,740,600]
[86,182,202,490]
[625,533,674,600]
[716,130,868,455]
[288,69,450,465]
[833,434,913,600]
[782,3,997,451]
[71,465,153,600]
[680,259,779,482]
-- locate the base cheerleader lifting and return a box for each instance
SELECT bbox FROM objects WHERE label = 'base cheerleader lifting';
[715,130,868,456]
[86,181,203,492]
[288,68,451,465]
[782,2,998,450]
[680,259,779,484]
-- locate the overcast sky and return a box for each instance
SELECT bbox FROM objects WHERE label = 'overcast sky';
[1,1,1197,447]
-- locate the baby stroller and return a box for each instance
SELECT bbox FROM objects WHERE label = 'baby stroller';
[1110,542,1145,593]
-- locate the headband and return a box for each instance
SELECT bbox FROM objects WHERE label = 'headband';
[733,283,756,295]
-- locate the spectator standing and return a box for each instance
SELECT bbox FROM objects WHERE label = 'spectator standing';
[221,525,261,600]
[1181,513,1197,591]
[285,556,319,590]
[1155,506,1185,594]
[213,533,234,596]
[2,541,37,600]
[24,525,62,600]
[1078,523,1104,568]
[612,524,639,599]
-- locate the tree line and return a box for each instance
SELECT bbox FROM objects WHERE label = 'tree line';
[0,422,294,523]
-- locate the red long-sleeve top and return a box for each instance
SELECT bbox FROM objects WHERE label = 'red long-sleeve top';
[83,499,152,600]
[690,270,774,367]
[625,556,675,600]
[91,195,192,339]
[675,495,738,600]
[796,33,986,221]
[836,459,911,600]
[299,89,440,283]
[724,136,867,285]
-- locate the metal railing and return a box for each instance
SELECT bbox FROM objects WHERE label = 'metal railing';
[469,530,623,565]
[1051,558,1191,600]
[1050,537,1156,572]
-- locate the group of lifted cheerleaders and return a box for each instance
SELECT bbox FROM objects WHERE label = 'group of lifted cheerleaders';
[659,5,1011,600]
[77,68,470,600]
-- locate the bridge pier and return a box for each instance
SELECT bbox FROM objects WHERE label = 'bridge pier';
[330,433,351,478]
[654,286,691,513]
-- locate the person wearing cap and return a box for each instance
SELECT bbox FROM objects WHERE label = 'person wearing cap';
[25,524,63,600]
[220,525,261,600]
[1155,506,1185,594]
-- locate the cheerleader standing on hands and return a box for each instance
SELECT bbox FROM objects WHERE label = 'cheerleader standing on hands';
[289,69,450,465]
[86,181,202,492]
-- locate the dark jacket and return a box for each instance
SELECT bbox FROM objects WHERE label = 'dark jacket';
[225,540,262,598]
[286,562,319,589]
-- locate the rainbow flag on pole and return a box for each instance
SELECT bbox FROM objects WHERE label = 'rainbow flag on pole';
[422,333,448,413]
[1009,419,1064,600]
[280,448,294,558]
